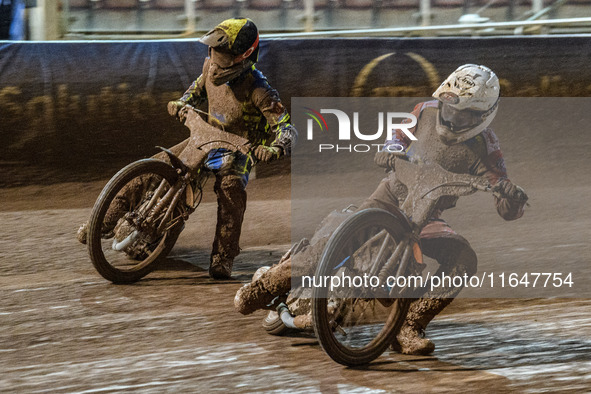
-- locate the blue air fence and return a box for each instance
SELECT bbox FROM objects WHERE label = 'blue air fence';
[1,36,591,186]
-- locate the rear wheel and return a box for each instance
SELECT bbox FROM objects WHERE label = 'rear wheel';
[312,208,412,366]
[87,159,184,283]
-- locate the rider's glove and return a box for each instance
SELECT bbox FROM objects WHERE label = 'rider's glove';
[494,179,529,202]
[254,145,282,163]
[374,150,405,170]
[167,100,186,119]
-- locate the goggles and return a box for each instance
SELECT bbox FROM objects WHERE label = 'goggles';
[439,103,486,134]
[210,46,237,68]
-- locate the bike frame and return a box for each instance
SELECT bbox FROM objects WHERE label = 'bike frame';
[133,107,252,239]
[369,158,491,297]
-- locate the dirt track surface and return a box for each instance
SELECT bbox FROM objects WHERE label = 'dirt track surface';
[1,174,590,393]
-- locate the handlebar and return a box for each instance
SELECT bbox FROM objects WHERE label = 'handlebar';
[481,181,529,205]
[420,180,491,199]
[471,182,493,192]
[473,181,529,204]
[180,105,280,160]
[420,179,529,206]
[179,104,227,132]
[490,182,530,204]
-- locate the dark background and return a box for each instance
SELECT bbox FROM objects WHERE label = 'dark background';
[1,36,590,186]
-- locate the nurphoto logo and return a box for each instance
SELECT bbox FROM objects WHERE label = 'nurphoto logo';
[304,108,417,153]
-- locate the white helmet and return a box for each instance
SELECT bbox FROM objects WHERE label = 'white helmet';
[432,64,500,145]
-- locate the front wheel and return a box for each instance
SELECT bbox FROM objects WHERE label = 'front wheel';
[312,208,412,366]
[87,159,184,283]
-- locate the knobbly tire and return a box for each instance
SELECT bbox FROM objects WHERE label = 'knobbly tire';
[87,159,182,284]
[312,208,412,366]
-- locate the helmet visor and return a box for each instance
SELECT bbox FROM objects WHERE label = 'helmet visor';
[200,28,229,49]
[439,103,485,134]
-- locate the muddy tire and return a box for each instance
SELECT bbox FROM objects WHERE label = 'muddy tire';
[87,159,182,284]
[262,311,289,336]
[312,208,411,366]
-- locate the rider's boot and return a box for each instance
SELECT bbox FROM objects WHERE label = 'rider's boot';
[76,222,89,244]
[77,141,189,246]
[209,174,247,279]
[234,257,292,314]
[392,297,454,355]
[76,193,134,245]
[209,255,235,280]
[76,171,163,245]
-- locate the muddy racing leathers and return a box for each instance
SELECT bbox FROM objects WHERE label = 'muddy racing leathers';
[164,18,296,279]
[174,55,295,279]
[235,64,527,356]
[358,99,526,354]
[77,18,296,280]
[367,99,525,222]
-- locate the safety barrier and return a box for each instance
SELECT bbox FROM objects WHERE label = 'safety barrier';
[0,36,589,185]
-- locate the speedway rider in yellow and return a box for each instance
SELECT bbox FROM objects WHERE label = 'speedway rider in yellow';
[79,18,297,280]
[168,18,296,279]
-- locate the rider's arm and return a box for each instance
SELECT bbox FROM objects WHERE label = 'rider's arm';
[472,128,526,221]
[252,80,297,156]
[179,58,209,108]
[382,101,434,153]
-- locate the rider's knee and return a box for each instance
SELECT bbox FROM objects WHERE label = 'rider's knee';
[424,235,478,277]
[456,245,478,277]
[215,174,246,193]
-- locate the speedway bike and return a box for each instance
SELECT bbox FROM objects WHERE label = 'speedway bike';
[264,158,500,366]
[309,158,505,365]
[86,106,251,283]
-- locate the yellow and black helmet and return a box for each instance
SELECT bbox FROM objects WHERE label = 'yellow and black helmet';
[200,18,260,64]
